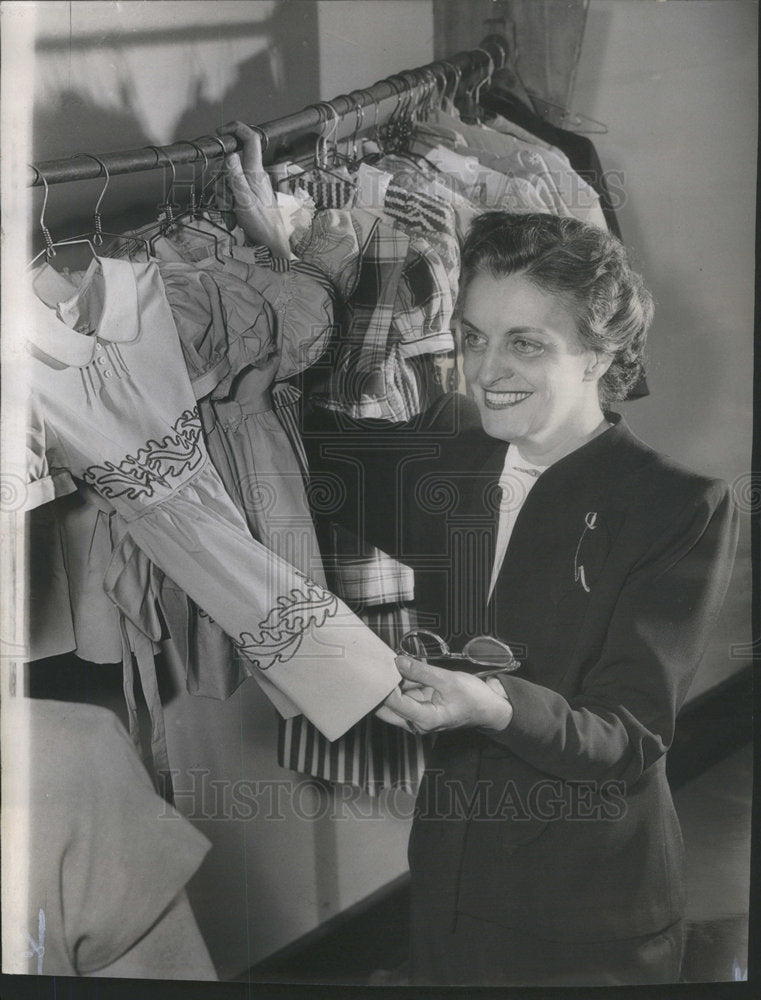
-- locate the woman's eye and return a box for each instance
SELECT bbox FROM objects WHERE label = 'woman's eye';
[512,338,542,355]
[463,331,485,350]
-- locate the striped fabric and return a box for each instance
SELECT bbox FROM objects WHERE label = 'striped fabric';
[384,183,453,235]
[382,184,461,306]
[277,601,428,794]
[291,174,357,211]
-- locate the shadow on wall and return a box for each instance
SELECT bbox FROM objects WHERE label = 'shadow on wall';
[30,0,320,245]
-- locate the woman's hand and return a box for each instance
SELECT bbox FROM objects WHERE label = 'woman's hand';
[216,121,291,257]
[377,655,514,733]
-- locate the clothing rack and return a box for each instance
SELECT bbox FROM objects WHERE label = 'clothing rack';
[28,35,509,189]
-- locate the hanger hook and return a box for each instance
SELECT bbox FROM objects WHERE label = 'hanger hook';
[321,101,340,144]
[177,140,208,212]
[146,144,177,220]
[194,135,229,208]
[469,47,495,107]
[429,64,449,110]
[353,98,364,138]
[344,92,365,157]
[204,134,229,161]
[440,60,462,105]
[309,102,339,168]
[355,88,379,131]
[33,166,56,259]
[74,153,110,245]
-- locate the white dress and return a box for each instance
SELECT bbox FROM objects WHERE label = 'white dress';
[24,255,399,741]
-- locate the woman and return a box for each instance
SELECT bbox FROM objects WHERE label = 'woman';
[223,130,738,986]
[305,212,737,987]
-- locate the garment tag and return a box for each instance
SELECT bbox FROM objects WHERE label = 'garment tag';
[355,162,393,210]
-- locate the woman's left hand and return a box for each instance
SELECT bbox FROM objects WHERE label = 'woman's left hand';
[380,655,514,733]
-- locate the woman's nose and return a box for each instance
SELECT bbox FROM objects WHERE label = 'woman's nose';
[479,344,513,384]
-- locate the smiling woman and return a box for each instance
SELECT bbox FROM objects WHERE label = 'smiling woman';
[457,212,653,464]
[296,209,739,987]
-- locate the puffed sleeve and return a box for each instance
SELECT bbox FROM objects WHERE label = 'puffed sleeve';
[489,480,740,785]
[211,250,336,380]
[24,394,77,510]
[290,208,363,299]
[157,261,277,401]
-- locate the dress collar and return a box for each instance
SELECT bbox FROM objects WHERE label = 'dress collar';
[30,256,141,368]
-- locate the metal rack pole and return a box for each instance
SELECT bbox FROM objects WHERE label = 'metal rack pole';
[27,36,508,188]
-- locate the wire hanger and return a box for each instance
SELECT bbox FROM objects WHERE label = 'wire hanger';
[28,168,99,269]
[440,60,463,111]
[470,47,496,117]
[303,101,358,191]
[74,154,150,259]
[376,75,416,154]
[194,133,230,210]
[523,92,609,134]
[148,144,227,262]
[182,140,236,250]
[489,28,608,135]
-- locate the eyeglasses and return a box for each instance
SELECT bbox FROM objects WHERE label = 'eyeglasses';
[398,629,520,679]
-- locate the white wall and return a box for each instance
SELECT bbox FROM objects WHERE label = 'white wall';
[317,0,434,98]
[573,0,756,700]
[29,0,322,238]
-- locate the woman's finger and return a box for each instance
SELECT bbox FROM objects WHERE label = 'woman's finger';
[374,701,414,730]
[395,654,453,689]
[217,121,264,186]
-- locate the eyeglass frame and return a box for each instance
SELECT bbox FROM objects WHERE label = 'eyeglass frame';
[397,628,520,680]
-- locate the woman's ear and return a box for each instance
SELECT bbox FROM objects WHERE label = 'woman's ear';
[583,351,614,381]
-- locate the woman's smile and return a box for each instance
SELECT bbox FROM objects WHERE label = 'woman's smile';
[460,271,610,464]
[483,388,535,408]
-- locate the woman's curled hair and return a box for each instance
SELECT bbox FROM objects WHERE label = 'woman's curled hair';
[460,213,654,403]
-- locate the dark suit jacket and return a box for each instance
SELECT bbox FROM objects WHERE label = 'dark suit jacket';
[302,393,738,942]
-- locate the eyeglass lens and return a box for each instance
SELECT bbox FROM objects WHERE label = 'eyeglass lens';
[463,635,517,668]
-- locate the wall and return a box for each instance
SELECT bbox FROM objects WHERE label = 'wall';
[20,0,432,978]
[572,0,756,699]
[29,0,320,239]
[317,0,436,99]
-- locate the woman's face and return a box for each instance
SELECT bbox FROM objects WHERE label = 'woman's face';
[460,271,608,461]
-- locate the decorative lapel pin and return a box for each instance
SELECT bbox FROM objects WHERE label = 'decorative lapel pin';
[574,511,598,593]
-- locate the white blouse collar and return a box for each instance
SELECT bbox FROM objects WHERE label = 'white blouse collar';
[30,256,141,368]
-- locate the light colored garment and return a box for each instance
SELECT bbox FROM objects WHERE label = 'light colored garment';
[487,446,547,601]
[2,699,211,977]
[420,143,556,215]
[472,146,609,229]
[420,108,552,156]
[25,256,400,741]
[26,485,128,664]
[482,111,554,150]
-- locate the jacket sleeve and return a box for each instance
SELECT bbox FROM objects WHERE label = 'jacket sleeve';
[489,480,739,786]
